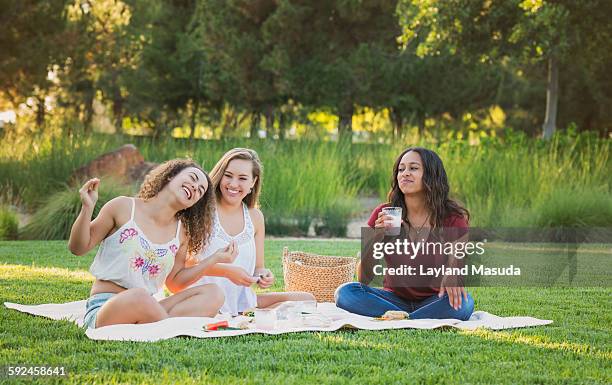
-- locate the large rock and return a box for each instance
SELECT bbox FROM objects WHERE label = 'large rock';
[71,144,158,186]
[128,161,159,185]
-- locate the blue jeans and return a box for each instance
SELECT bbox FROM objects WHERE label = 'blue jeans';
[83,292,115,329]
[335,282,474,321]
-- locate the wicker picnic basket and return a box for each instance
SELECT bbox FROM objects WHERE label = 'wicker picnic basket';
[282,247,357,302]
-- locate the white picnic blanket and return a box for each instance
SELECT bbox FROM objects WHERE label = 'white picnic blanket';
[3,300,553,342]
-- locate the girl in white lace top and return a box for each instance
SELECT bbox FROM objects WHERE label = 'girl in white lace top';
[193,148,315,315]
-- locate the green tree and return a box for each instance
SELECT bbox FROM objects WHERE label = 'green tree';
[398,0,612,138]
[263,0,401,143]
[124,0,209,138]
[54,0,137,134]
[383,48,502,137]
[193,0,279,139]
[0,0,70,129]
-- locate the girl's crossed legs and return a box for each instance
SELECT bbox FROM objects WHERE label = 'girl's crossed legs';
[90,284,224,328]
[334,282,474,321]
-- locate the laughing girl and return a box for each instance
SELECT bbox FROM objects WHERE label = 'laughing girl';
[69,159,237,329]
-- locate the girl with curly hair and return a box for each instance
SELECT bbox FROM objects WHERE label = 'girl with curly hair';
[335,147,475,320]
[190,148,314,315]
[69,159,237,329]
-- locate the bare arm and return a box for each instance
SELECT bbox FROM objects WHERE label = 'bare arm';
[359,211,391,284]
[251,208,273,289]
[197,262,236,277]
[439,232,470,309]
[165,238,238,293]
[67,179,121,256]
[197,262,259,286]
[252,208,265,270]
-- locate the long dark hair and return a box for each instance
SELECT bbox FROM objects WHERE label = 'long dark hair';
[138,159,215,255]
[387,147,469,228]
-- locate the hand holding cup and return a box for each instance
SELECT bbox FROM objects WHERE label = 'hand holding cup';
[377,207,402,236]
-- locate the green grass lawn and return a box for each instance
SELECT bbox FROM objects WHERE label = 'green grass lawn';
[0,240,610,384]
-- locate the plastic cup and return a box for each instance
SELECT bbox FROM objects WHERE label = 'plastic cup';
[300,300,317,313]
[382,207,402,236]
[286,305,303,326]
[254,309,277,330]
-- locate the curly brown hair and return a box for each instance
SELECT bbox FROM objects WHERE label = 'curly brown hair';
[137,159,215,255]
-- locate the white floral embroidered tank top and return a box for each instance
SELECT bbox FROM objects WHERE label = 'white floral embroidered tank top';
[89,197,181,295]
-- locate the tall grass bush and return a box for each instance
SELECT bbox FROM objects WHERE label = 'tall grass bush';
[2,128,609,236]
[20,179,135,240]
[254,142,359,236]
[531,188,612,227]
[0,134,121,207]
[366,131,610,228]
[0,206,19,240]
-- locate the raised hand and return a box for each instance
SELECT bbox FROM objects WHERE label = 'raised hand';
[79,178,100,210]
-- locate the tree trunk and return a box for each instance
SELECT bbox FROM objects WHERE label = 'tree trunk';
[338,103,354,144]
[36,96,45,130]
[265,107,274,139]
[112,88,123,135]
[390,107,404,139]
[221,107,235,137]
[542,56,559,140]
[84,89,94,134]
[416,115,425,137]
[250,111,260,139]
[189,98,199,140]
[278,112,287,140]
[152,118,162,139]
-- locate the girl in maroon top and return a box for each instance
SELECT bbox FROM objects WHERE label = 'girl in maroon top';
[335,147,475,320]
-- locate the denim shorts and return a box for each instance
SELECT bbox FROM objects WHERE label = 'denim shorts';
[83,292,115,329]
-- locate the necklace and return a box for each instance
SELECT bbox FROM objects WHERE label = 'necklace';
[409,214,430,235]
